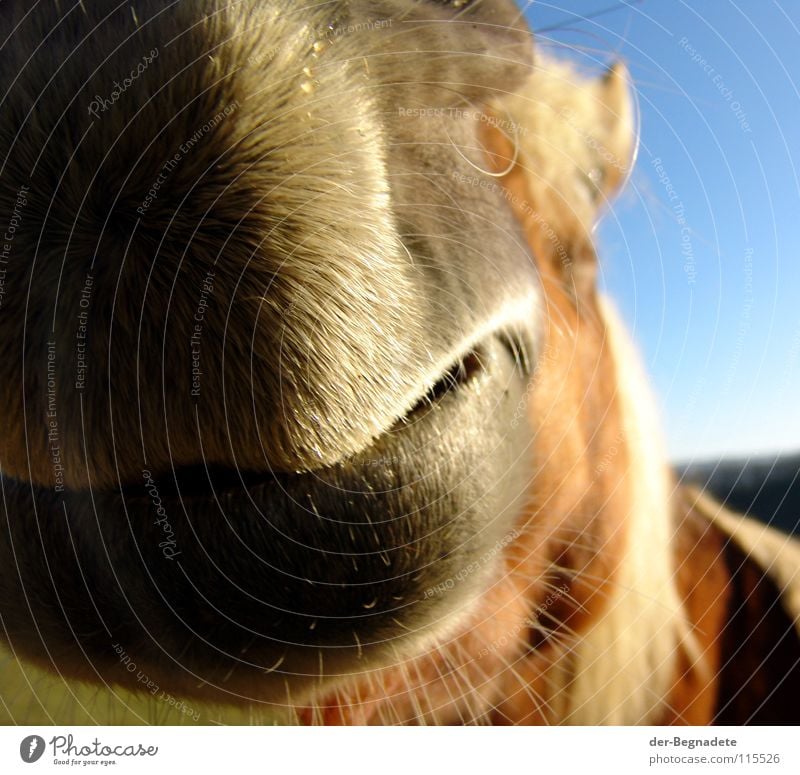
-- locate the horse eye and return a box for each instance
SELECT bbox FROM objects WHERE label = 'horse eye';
[586,167,604,198]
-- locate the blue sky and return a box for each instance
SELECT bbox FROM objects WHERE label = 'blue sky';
[523,1,800,462]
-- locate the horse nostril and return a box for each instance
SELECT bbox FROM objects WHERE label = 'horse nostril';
[420,349,486,406]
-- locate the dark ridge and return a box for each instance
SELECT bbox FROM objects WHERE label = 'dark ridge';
[675,452,800,535]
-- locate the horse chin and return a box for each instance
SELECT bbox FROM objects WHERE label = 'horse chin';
[294,550,538,726]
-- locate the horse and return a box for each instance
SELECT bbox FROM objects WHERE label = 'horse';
[0,0,797,725]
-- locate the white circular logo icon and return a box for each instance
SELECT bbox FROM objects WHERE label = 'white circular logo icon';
[20,735,45,763]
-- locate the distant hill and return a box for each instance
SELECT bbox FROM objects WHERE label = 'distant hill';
[676,452,800,535]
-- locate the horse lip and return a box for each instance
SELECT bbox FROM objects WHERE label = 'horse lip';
[0,298,538,700]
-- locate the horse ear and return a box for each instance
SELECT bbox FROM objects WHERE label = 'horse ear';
[483,57,634,293]
[595,62,634,197]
